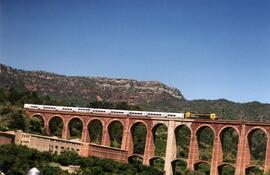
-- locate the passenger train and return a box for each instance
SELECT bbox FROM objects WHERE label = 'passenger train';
[24,104,219,120]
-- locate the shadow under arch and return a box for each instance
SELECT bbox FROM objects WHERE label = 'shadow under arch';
[29,114,45,134]
[67,117,83,140]
[247,127,268,166]
[245,165,264,175]
[174,124,191,159]
[108,120,123,148]
[196,125,215,161]
[130,121,147,154]
[152,123,168,157]
[218,163,235,175]
[149,156,165,171]
[219,126,239,163]
[171,159,187,175]
[88,119,103,144]
[128,155,143,165]
[194,161,211,175]
[48,116,64,137]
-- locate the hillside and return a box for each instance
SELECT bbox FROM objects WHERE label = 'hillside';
[1,64,270,121]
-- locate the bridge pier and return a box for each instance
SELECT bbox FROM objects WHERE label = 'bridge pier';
[164,121,176,175]
[143,126,154,165]
[210,131,223,175]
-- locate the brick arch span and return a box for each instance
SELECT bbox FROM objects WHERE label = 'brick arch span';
[86,118,105,129]
[218,125,240,137]
[245,165,264,174]
[246,126,269,139]
[127,120,148,155]
[66,116,84,140]
[105,119,125,130]
[48,114,65,124]
[218,125,240,163]
[129,120,149,131]
[218,162,236,168]
[86,118,104,144]
[194,160,211,165]
[106,119,125,148]
[151,123,168,158]
[128,154,144,164]
[151,122,168,131]
[171,158,188,174]
[244,126,269,168]
[174,124,192,159]
[129,154,144,160]
[47,115,65,137]
[172,158,188,163]
[30,113,46,125]
[66,116,85,127]
[175,124,192,134]
[195,124,216,136]
[149,156,165,164]
[193,160,211,173]
[217,163,236,175]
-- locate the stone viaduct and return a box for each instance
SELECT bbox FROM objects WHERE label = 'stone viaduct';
[25,107,270,175]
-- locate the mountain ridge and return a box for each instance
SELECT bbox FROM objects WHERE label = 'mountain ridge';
[1,63,270,121]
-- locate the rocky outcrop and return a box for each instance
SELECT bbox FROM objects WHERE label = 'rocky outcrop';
[0,64,184,108]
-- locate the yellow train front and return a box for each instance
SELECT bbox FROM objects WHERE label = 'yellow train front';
[184,112,219,120]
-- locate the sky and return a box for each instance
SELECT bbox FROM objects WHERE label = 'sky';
[0,0,270,103]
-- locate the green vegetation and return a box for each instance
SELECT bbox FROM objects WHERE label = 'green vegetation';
[88,119,103,144]
[220,128,238,163]
[175,125,191,159]
[109,121,123,148]
[246,166,264,175]
[131,123,147,154]
[49,117,64,137]
[68,118,83,139]
[172,160,187,175]
[194,162,210,175]
[153,124,167,157]
[150,158,164,172]
[248,129,267,165]
[218,164,235,175]
[0,144,163,175]
[197,127,214,161]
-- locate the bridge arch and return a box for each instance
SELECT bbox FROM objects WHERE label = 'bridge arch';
[219,126,239,163]
[174,124,191,159]
[246,126,268,139]
[29,113,46,123]
[149,156,165,171]
[86,117,105,128]
[196,125,215,161]
[195,124,216,135]
[107,120,124,148]
[171,158,188,175]
[245,165,264,175]
[218,125,240,136]
[48,115,64,137]
[29,113,45,134]
[217,163,236,175]
[87,118,104,144]
[246,127,268,166]
[194,161,211,175]
[67,116,84,140]
[128,154,144,164]
[129,120,149,130]
[130,121,147,154]
[152,123,168,157]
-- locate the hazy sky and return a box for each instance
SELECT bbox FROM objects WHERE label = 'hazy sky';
[1,0,270,103]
